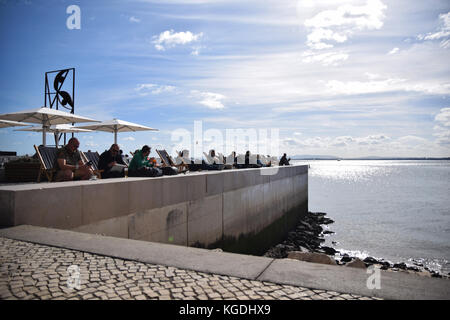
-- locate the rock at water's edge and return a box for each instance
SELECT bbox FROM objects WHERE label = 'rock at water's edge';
[345,258,366,269]
[287,251,337,265]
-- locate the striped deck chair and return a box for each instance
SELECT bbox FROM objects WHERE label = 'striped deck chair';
[156,149,188,173]
[34,145,59,182]
[81,151,103,179]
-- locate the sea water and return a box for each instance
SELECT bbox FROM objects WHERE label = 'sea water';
[292,160,450,274]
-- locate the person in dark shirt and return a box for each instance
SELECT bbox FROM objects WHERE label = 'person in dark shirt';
[55,137,93,181]
[279,153,291,166]
[98,144,127,178]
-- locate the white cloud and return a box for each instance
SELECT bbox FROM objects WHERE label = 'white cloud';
[325,76,450,96]
[364,72,382,80]
[418,12,450,48]
[355,134,390,145]
[388,47,399,55]
[421,12,450,40]
[306,28,348,49]
[84,141,99,148]
[302,50,349,66]
[331,135,355,147]
[434,108,450,146]
[325,77,406,95]
[135,84,177,96]
[122,136,136,141]
[129,16,141,23]
[396,135,428,145]
[152,30,203,51]
[281,134,390,149]
[190,90,226,109]
[434,107,450,127]
[304,0,387,50]
[190,45,203,56]
[433,130,450,146]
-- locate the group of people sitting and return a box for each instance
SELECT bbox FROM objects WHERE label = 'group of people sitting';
[175,149,290,168]
[54,139,163,181]
[54,138,291,182]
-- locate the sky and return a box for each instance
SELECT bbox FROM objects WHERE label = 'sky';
[0,0,449,158]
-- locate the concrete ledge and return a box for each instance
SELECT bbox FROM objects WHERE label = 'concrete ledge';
[1,225,449,300]
[258,258,450,300]
[0,165,309,253]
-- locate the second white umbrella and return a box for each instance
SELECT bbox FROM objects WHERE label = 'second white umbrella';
[16,124,93,147]
[77,118,158,144]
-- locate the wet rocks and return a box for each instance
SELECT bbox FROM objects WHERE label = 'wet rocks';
[340,255,353,263]
[287,251,337,265]
[393,262,407,270]
[345,258,366,269]
[320,246,337,256]
[264,211,334,259]
[263,211,448,279]
[363,257,379,264]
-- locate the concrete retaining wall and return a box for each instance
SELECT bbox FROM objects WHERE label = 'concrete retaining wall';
[0,165,308,254]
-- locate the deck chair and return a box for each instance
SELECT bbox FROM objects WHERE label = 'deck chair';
[260,155,270,166]
[218,152,232,169]
[236,154,245,165]
[34,145,59,182]
[225,153,236,166]
[156,149,188,173]
[271,156,279,166]
[202,152,224,171]
[81,151,103,179]
[175,150,192,166]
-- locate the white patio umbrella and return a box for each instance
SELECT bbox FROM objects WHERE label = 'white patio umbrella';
[15,124,93,147]
[77,118,158,144]
[0,107,98,146]
[0,119,29,129]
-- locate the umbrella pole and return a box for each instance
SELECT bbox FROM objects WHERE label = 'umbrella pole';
[114,130,117,144]
[43,127,46,146]
[54,132,59,148]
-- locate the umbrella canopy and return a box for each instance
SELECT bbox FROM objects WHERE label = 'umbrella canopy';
[0,119,29,129]
[77,118,158,144]
[16,124,93,133]
[15,124,93,147]
[0,107,98,146]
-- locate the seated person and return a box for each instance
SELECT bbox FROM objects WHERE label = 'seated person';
[98,144,127,178]
[55,138,94,181]
[226,151,237,166]
[279,153,291,166]
[245,150,250,165]
[128,145,162,177]
[257,155,266,167]
[209,149,221,164]
[236,150,259,168]
[176,150,192,165]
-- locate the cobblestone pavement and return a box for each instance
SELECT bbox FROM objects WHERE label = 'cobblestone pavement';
[0,237,380,300]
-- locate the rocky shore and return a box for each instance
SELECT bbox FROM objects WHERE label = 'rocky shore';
[264,211,448,279]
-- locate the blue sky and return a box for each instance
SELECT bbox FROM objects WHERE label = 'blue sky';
[0,0,449,157]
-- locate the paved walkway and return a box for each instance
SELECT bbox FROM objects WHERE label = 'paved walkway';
[0,237,376,300]
[1,225,448,300]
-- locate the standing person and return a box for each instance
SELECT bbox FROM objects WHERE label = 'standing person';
[55,137,94,181]
[98,144,127,178]
[128,145,162,177]
[279,153,291,166]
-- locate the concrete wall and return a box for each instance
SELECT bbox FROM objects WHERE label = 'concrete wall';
[0,165,308,254]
